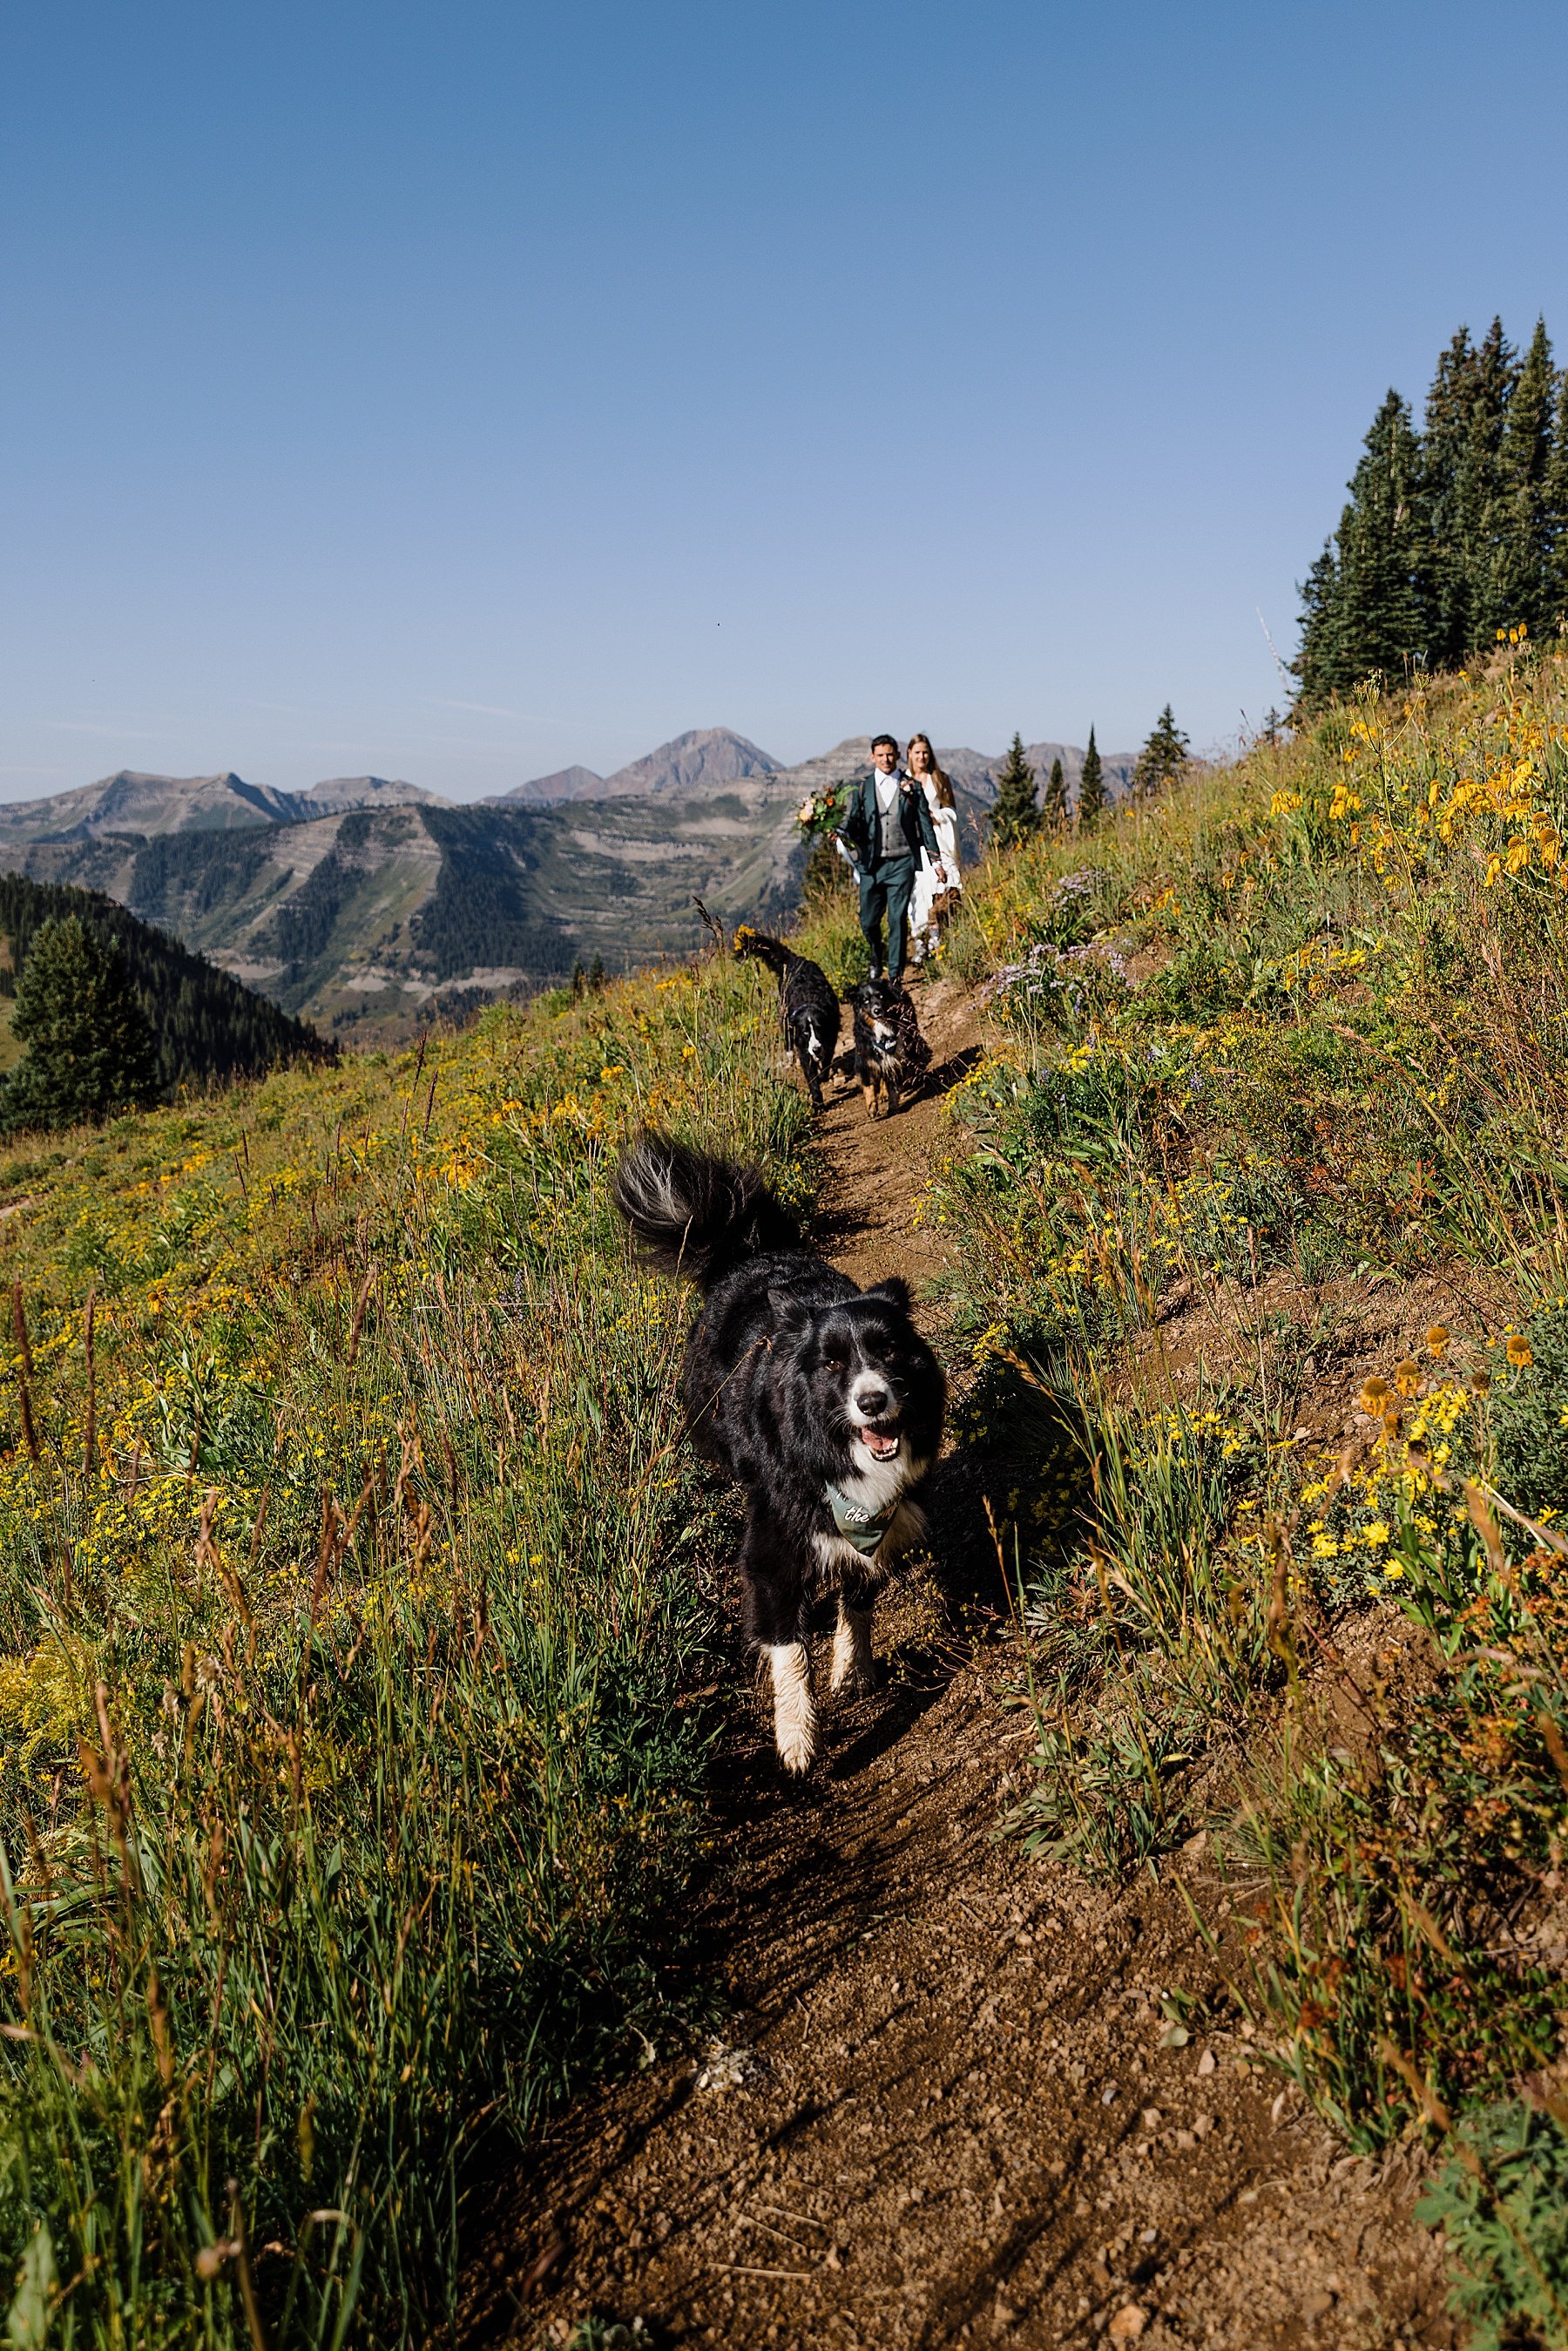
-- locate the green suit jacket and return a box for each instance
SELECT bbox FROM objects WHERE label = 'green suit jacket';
[837,771,941,869]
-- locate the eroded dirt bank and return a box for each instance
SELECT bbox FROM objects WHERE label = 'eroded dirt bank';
[464,980,1454,2350]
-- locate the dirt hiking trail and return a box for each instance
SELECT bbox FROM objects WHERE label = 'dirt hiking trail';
[465,979,1456,2351]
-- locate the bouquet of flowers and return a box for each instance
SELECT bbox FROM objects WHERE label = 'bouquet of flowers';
[794,783,850,840]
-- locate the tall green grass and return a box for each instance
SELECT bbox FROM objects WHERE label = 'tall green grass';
[0,954,806,2341]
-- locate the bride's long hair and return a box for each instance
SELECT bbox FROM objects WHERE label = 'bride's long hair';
[907,733,955,808]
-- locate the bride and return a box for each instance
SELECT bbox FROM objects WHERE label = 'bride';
[906,732,961,968]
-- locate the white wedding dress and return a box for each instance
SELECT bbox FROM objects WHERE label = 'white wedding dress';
[909,787,962,950]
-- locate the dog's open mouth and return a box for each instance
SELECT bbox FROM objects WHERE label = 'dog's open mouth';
[860,1426,901,1460]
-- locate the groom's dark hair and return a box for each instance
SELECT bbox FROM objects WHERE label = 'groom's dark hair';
[870,733,898,754]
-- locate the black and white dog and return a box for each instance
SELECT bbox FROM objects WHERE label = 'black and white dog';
[848,979,932,1121]
[734,929,841,1109]
[614,1132,945,1773]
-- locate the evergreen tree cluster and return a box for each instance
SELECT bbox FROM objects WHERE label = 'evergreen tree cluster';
[987,730,1125,845]
[0,875,329,1133]
[1297,316,1568,706]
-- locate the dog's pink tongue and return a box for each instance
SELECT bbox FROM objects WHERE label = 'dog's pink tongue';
[864,1428,899,1458]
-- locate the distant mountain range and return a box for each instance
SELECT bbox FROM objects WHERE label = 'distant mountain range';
[495,726,783,805]
[0,727,1136,1040]
[497,764,606,809]
[0,769,444,844]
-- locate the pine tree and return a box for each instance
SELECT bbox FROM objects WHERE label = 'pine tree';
[1293,541,1343,709]
[1488,316,1556,641]
[1041,755,1068,830]
[1132,705,1189,799]
[988,734,1041,849]
[1,917,157,1133]
[1418,326,1481,669]
[1077,728,1105,831]
[1296,391,1426,706]
[1331,391,1427,690]
[1544,364,1568,623]
[1461,317,1523,651]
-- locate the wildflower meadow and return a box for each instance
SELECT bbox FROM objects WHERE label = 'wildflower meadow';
[0,952,806,2343]
[9,636,1568,2342]
[916,639,1568,2339]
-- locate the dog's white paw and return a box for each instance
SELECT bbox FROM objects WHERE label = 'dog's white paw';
[828,1607,875,1696]
[776,1721,818,1773]
[767,1642,817,1774]
[830,1663,878,1700]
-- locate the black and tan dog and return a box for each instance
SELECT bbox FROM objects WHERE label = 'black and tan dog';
[848,978,932,1120]
[614,1131,945,1773]
[734,928,841,1110]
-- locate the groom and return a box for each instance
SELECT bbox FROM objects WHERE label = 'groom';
[835,734,942,985]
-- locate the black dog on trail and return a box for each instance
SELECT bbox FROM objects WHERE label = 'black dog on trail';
[734,928,841,1109]
[848,977,932,1120]
[614,1132,945,1774]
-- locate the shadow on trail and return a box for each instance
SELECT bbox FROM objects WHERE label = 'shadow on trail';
[923,1040,983,1097]
[684,1413,1062,2038]
[808,1039,984,1262]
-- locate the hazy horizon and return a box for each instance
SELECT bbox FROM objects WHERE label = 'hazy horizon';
[3,722,1151,814]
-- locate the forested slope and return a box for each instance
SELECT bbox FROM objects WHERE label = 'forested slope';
[0,873,328,1094]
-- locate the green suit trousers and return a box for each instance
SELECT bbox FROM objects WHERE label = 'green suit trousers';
[858,856,916,980]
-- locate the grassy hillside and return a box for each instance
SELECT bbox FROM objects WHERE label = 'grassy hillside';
[916,644,1568,2338]
[0,955,806,2341]
[9,647,1568,2342]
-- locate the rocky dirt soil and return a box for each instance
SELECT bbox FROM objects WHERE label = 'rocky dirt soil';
[463,979,1457,2349]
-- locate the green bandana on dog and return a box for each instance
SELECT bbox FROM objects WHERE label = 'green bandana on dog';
[824,1480,896,1556]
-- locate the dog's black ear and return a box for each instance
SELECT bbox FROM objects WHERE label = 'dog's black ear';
[767,1289,814,1334]
[864,1276,910,1311]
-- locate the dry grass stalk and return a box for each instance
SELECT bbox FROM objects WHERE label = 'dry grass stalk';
[82,1280,96,1479]
[1263,1515,1294,1669]
[1464,1481,1509,1576]
[11,1277,38,1465]
[345,1258,378,1364]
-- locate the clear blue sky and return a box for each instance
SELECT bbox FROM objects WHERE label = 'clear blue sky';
[3,1,1566,801]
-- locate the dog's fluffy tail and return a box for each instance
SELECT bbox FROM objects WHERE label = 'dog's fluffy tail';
[613,1130,800,1290]
[733,928,792,979]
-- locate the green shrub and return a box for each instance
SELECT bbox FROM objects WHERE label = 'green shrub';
[1490,1299,1568,1518]
[1416,2103,1568,2351]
